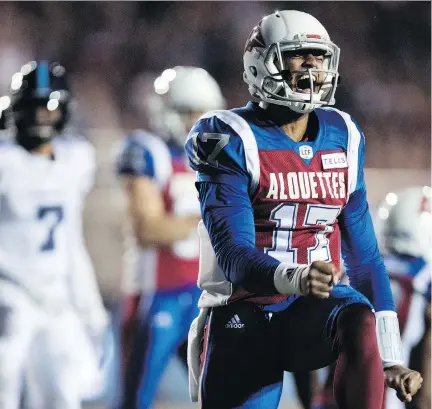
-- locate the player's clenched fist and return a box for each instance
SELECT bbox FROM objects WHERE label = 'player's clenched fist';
[385,365,423,402]
[301,261,341,299]
[273,260,341,297]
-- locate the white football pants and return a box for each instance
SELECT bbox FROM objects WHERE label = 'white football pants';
[0,280,81,409]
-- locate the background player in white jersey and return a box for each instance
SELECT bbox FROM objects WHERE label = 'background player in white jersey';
[0,60,108,409]
[115,66,225,409]
[49,72,113,408]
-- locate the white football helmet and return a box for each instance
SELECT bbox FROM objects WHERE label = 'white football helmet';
[243,10,340,113]
[377,186,432,261]
[147,66,225,145]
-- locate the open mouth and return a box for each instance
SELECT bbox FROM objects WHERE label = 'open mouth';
[295,74,317,94]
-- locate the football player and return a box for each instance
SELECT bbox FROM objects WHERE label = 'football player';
[185,10,423,409]
[378,187,431,409]
[0,60,108,409]
[116,66,225,409]
[313,187,431,409]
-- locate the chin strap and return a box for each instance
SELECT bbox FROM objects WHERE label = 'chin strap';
[375,310,404,368]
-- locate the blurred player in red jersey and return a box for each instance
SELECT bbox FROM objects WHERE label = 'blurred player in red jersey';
[185,10,423,409]
[115,66,225,409]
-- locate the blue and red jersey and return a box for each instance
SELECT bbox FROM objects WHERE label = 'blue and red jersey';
[185,102,395,311]
[117,131,200,292]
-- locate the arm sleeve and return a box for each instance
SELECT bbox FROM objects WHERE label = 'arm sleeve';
[339,120,395,312]
[185,113,281,294]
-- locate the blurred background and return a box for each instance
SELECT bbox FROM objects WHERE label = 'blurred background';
[0,2,429,408]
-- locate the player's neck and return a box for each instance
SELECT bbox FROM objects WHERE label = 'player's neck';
[262,103,313,142]
[280,114,310,142]
[31,142,54,157]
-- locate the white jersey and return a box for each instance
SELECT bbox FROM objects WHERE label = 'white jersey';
[0,137,94,305]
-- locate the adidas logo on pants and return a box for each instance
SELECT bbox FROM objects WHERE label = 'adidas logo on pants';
[225,314,245,329]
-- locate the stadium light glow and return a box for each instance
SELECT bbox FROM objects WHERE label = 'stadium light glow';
[385,192,398,206]
[52,65,65,76]
[0,96,11,110]
[161,69,176,82]
[21,64,33,75]
[47,99,59,111]
[154,77,169,95]
[11,73,23,91]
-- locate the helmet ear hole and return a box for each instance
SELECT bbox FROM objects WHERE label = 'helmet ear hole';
[249,66,258,77]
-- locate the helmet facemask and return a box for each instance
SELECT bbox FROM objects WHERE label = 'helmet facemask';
[14,98,68,150]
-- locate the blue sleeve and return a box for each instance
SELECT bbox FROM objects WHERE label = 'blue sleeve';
[339,122,395,312]
[185,114,281,294]
[116,135,155,178]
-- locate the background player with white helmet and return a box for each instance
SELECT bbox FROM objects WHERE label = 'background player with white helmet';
[185,9,422,409]
[116,66,225,409]
[379,186,431,409]
[313,187,431,409]
[0,60,109,409]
